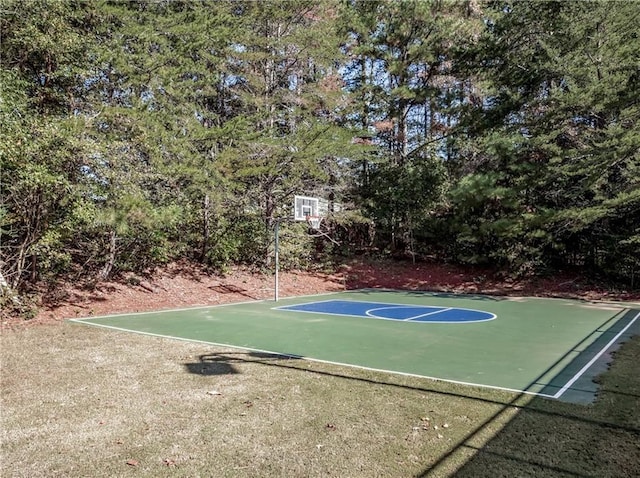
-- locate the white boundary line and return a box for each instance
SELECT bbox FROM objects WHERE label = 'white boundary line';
[553,310,640,399]
[68,291,638,400]
[67,318,556,398]
[349,287,640,308]
[74,288,634,322]
[71,291,342,321]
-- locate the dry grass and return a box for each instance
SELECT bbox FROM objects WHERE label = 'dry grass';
[2,321,639,477]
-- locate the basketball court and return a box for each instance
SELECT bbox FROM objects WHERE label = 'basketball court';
[70,289,640,404]
[69,194,640,403]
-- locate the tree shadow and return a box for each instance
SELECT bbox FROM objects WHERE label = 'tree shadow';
[414,311,640,477]
[178,318,639,477]
[432,386,640,478]
[183,345,639,436]
[40,282,117,309]
[208,283,261,300]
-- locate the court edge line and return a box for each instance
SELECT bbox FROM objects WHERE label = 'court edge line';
[67,290,342,321]
[68,318,556,399]
[352,287,640,308]
[553,310,640,399]
[75,289,631,322]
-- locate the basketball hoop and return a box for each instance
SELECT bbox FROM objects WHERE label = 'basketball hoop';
[306,215,322,230]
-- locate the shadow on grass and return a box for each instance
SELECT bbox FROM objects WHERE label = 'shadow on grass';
[183,337,639,477]
[415,330,640,478]
[183,351,300,376]
[435,384,640,478]
[183,350,639,437]
[184,360,240,375]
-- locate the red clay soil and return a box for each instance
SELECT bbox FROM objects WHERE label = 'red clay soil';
[2,259,639,330]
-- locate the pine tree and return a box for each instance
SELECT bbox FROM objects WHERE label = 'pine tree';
[445,0,640,280]
[340,0,476,255]
[211,0,355,265]
[77,0,239,274]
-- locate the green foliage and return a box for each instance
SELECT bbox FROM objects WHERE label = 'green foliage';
[1,0,99,288]
[341,0,473,254]
[363,153,447,252]
[206,215,267,268]
[1,0,637,295]
[428,0,640,283]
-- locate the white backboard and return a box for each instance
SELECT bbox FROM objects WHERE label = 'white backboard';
[294,195,319,221]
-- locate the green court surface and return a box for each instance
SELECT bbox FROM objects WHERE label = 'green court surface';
[70,290,640,403]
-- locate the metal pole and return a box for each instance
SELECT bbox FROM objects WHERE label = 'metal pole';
[274,219,280,302]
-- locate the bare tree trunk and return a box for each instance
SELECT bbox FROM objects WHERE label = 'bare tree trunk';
[99,230,117,280]
[0,269,9,295]
[30,253,37,282]
[13,236,32,289]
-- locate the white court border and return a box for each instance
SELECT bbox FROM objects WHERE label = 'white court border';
[68,290,639,400]
[553,310,639,399]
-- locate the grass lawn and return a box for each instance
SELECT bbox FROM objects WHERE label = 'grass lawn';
[1,321,639,477]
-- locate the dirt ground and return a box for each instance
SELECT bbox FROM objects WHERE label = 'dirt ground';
[3,258,639,329]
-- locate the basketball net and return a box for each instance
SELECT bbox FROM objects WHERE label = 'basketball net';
[306,215,322,230]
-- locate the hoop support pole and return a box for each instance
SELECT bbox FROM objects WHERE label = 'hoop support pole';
[274,218,280,302]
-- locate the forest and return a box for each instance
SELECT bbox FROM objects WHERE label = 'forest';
[1,0,639,310]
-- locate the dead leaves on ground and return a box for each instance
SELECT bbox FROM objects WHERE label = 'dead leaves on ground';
[407,416,451,441]
[127,458,178,468]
